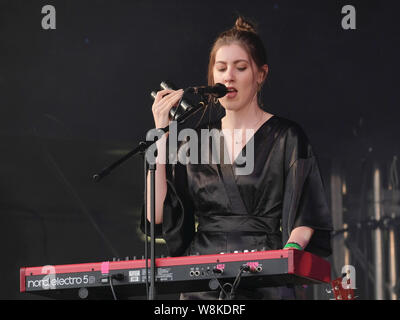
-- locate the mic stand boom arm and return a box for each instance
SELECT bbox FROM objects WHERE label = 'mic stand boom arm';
[92,94,205,182]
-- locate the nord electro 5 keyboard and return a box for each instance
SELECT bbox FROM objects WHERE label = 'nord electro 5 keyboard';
[20,249,331,299]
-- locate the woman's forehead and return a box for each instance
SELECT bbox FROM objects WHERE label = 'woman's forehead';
[215,43,250,63]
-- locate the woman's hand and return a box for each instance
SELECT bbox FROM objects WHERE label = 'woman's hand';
[152,89,184,128]
[284,226,314,250]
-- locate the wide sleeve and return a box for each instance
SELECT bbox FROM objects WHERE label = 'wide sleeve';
[140,138,196,257]
[281,124,333,257]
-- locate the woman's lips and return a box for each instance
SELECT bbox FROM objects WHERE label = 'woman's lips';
[226,87,238,98]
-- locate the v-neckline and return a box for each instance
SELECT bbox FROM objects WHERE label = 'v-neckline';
[218,114,276,165]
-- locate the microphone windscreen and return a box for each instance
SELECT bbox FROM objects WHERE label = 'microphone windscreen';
[214,83,228,98]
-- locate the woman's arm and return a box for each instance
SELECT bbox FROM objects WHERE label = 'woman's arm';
[284,226,314,250]
[147,89,184,224]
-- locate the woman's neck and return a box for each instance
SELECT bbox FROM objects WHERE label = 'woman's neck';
[222,101,266,130]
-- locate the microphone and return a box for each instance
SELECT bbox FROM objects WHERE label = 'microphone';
[151,80,205,121]
[190,83,228,98]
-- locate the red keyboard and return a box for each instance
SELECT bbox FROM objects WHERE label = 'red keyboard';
[20,249,331,299]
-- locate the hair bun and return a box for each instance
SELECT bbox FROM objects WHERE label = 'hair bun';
[234,16,257,33]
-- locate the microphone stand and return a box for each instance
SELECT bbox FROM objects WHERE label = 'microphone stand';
[92,91,206,300]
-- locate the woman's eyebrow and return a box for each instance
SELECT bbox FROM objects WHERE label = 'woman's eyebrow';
[215,59,249,64]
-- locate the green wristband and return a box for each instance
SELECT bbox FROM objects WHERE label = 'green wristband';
[284,242,303,250]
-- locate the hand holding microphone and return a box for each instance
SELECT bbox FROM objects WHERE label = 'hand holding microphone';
[150,81,228,126]
[151,88,184,128]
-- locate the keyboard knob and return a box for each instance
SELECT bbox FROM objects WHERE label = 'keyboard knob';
[78,287,89,299]
[209,279,219,290]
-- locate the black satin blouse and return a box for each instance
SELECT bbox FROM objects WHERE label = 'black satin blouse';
[142,115,332,258]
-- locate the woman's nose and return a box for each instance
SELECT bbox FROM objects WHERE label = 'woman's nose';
[223,66,235,83]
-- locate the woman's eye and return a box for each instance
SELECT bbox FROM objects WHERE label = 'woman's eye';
[237,67,247,71]
[217,68,226,72]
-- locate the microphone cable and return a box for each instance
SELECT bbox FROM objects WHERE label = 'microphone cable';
[107,273,124,300]
[229,265,250,300]
[109,275,117,300]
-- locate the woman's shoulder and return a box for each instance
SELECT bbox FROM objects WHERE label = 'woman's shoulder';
[271,115,309,141]
[271,115,314,161]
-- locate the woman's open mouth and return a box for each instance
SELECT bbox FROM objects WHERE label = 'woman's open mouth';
[226,87,238,98]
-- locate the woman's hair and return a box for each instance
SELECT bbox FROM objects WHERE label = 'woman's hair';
[207,16,268,87]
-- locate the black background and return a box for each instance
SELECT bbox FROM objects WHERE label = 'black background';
[1,0,399,299]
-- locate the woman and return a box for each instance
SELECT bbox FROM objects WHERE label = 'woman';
[142,16,332,300]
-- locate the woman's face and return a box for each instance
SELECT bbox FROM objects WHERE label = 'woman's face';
[213,43,266,111]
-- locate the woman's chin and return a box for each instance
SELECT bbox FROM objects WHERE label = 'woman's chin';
[219,100,241,111]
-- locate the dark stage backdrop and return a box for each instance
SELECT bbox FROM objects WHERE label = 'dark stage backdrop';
[0,0,399,299]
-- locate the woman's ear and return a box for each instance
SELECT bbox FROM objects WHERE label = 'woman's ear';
[259,64,269,84]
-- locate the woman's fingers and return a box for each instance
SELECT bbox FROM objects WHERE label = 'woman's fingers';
[158,90,183,110]
[153,90,182,110]
[154,90,182,111]
[152,89,183,128]
[153,89,174,104]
